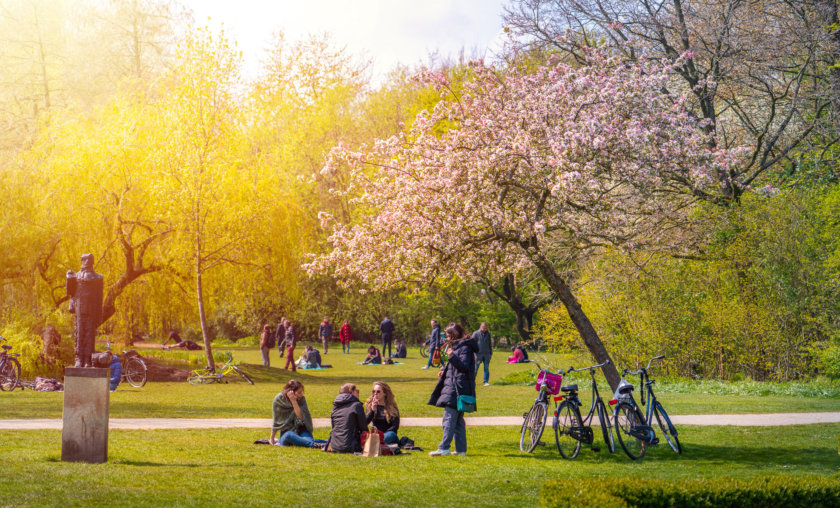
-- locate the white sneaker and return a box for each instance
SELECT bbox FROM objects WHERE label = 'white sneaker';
[429,449,450,456]
[483,382,490,386]
[421,366,429,370]
[452,451,466,456]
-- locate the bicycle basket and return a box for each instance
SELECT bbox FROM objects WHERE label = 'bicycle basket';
[536,371,563,395]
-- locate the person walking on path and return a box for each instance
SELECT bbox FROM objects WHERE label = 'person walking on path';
[339,319,353,354]
[282,320,297,371]
[269,379,326,448]
[423,319,442,370]
[473,322,492,386]
[319,317,333,354]
[275,318,286,359]
[428,323,478,456]
[259,325,274,367]
[325,383,366,453]
[379,316,395,358]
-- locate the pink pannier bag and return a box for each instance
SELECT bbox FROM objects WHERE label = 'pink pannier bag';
[536,370,563,395]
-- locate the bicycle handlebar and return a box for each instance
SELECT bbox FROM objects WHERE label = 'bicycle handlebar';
[622,355,666,377]
[567,358,610,374]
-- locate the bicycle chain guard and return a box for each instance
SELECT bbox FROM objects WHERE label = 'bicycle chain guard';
[569,426,594,444]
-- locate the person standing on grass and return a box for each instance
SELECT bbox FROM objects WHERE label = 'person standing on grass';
[379,316,395,358]
[276,318,286,358]
[325,383,366,453]
[269,379,326,448]
[319,317,333,354]
[473,322,492,386]
[423,319,442,370]
[339,319,353,354]
[282,319,297,371]
[428,322,478,456]
[259,324,273,367]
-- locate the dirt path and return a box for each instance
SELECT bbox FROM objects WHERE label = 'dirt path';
[2,412,839,430]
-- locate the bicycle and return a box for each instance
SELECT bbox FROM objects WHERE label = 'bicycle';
[188,352,254,385]
[552,359,615,459]
[0,336,22,392]
[519,360,564,453]
[104,342,148,388]
[419,341,430,358]
[611,354,682,460]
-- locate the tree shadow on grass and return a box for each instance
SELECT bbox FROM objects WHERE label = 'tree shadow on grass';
[239,364,433,385]
[503,443,838,468]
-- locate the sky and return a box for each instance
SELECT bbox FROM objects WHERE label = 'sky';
[183,0,510,84]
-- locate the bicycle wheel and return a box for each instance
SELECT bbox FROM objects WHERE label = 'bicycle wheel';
[0,358,21,391]
[614,402,646,460]
[188,370,212,385]
[553,401,582,459]
[124,357,148,388]
[419,344,429,358]
[519,402,547,453]
[653,401,682,454]
[232,366,254,385]
[596,399,615,453]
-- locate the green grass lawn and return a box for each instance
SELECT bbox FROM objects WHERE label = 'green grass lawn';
[1,345,838,419]
[1,425,838,507]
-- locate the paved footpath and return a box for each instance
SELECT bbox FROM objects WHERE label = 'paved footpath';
[1,412,839,430]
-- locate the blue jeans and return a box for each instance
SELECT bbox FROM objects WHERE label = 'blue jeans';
[342,343,350,354]
[382,337,392,357]
[475,355,490,384]
[438,406,466,453]
[426,346,438,368]
[278,430,326,448]
[383,431,399,445]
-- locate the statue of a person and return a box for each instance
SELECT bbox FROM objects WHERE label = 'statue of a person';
[66,253,103,368]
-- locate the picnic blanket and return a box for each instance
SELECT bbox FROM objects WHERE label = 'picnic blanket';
[300,365,332,369]
[357,362,403,365]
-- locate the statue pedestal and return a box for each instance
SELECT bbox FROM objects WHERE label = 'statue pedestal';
[61,367,109,463]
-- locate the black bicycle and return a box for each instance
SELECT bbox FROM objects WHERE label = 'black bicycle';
[612,355,682,460]
[553,359,615,459]
[0,336,22,392]
[519,360,564,452]
[103,342,148,388]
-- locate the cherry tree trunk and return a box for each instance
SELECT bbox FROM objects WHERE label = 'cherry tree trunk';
[529,253,621,391]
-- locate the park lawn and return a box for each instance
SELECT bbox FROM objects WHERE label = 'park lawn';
[1,345,839,419]
[1,424,838,508]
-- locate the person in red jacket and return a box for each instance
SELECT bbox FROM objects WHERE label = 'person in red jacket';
[339,319,353,354]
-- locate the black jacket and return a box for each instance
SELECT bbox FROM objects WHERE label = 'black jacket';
[473,329,492,357]
[380,318,395,339]
[366,405,400,433]
[429,325,441,350]
[428,338,478,409]
[326,394,366,453]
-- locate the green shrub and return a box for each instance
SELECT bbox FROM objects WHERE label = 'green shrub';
[540,475,840,508]
[815,344,840,379]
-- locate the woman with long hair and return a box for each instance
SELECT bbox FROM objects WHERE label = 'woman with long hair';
[427,322,478,456]
[269,379,326,448]
[365,381,400,445]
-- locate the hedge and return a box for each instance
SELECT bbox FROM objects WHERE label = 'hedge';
[540,475,840,508]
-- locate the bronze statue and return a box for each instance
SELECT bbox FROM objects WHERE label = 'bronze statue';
[66,254,103,368]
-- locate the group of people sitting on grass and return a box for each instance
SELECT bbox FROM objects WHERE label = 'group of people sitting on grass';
[361,340,407,365]
[270,322,479,457]
[269,379,416,453]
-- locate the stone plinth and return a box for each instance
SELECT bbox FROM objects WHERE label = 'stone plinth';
[61,367,109,463]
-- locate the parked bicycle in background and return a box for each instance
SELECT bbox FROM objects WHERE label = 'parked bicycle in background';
[104,342,148,388]
[611,354,682,460]
[0,336,22,391]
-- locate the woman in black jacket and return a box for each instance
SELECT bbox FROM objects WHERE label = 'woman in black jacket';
[427,322,478,456]
[325,383,366,453]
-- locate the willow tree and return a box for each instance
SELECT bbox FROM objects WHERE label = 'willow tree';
[307,51,744,389]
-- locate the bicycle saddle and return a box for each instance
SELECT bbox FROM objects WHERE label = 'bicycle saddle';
[1,344,11,350]
[561,384,578,392]
[618,385,634,394]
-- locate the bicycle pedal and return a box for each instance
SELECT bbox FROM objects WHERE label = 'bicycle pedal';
[651,437,660,445]
[591,447,600,452]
